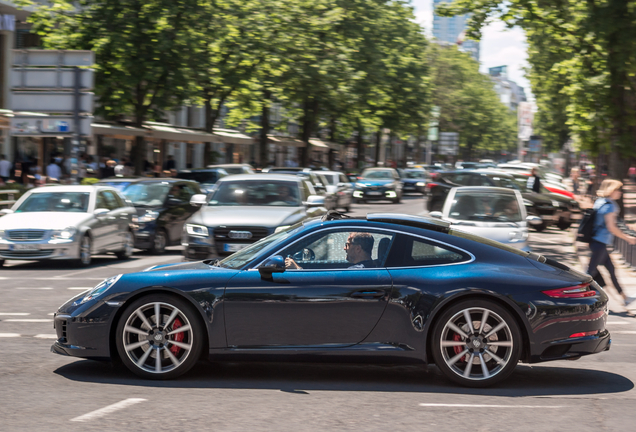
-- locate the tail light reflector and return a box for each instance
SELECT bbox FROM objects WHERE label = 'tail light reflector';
[569,331,598,338]
[542,283,596,298]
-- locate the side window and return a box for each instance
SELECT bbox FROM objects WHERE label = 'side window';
[111,190,125,208]
[101,191,120,210]
[302,181,313,200]
[339,174,348,184]
[181,183,196,200]
[469,175,491,187]
[279,229,394,270]
[385,234,469,267]
[96,192,107,210]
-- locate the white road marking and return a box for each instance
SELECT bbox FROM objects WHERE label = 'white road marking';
[48,313,55,316]
[607,321,631,325]
[0,277,7,280]
[0,313,30,316]
[3,319,51,322]
[0,333,21,337]
[16,287,53,290]
[34,334,57,339]
[35,277,105,281]
[614,331,636,334]
[419,403,563,409]
[68,287,92,291]
[71,398,147,422]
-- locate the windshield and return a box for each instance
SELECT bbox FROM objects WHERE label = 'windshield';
[361,170,393,180]
[404,171,426,179]
[177,171,224,184]
[209,180,300,206]
[219,223,302,269]
[122,183,171,206]
[489,176,520,190]
[320,174,338,185]
[15,192,90,213]
[449,192,522,222]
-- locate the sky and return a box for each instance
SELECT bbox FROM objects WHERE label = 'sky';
[411,0,532,99]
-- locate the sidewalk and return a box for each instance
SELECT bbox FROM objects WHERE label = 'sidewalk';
[570,178,636,316]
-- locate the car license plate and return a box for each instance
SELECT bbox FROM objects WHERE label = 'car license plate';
[9,244,39,251]
[224,243,248,252]
[368,191,382,196]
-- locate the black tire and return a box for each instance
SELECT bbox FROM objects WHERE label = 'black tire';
[0,259,4,267]
[393,194,401,204]
[115,294,204,380]
[150,229,167,255]
[429,200,443,212]
[557,219,572,231]
[116,231,134,260]
[76,234,92,267]
[534,221,547,232]
[431,299,522,388]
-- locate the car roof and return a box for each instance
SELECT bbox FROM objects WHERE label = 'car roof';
[208,163,252,168]
[218,173,301,182]
[450,186,517,195]
[28,185,116,193]
[178,168,227,172]
[313,170,342,176]
[444,169,516,178]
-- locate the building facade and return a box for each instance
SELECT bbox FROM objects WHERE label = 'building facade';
[432,0,480,62]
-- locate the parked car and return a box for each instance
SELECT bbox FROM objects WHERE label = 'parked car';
[429,186,537,251]
[97,178,203,254]
[353,168,403,203]
[207,164,254,175]
[314,171,354,212]
[398,168,430,194]
[53,212,610,387]
[182,174,327,260]
[0,185,135,267]
[176,168,228,194]
[425,170,560,231]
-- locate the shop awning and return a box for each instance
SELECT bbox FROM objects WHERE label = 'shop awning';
[267,135,305,147]
[308,138,340,150]
[144,122,216,143]
[91,123,149,139]
[93,121,254,144]
[213,128,255,145]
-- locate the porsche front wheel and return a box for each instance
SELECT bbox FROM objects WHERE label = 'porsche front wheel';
[431,299,522,387]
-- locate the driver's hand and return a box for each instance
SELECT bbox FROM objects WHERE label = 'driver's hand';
[285,257,301,269]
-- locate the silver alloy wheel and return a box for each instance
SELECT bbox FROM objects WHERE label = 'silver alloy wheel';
[439,307,514,381]
[122,302,194,374]
[80,236,91,265]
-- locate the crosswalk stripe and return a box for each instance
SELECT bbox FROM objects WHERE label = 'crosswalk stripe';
[0,333,21,337]
[3,319,52,322]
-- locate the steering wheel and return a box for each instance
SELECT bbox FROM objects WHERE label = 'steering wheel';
[292,248,315,261]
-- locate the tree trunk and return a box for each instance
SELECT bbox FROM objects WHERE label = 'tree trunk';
[300,98,318,167]
[356,118,364,170]
[132,135,146,175]
[259,90,271,168]
[415,127,423,163]
[374,129,382,166]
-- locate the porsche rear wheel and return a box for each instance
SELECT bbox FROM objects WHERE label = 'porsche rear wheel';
[115,295,203,379]
[431,299,522,387]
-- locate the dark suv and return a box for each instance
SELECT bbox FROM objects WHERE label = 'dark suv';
[425,169,560,231]
[97,178,202,253]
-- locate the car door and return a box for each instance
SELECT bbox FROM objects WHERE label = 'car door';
[100,190,124,251]
[224,228,395,347]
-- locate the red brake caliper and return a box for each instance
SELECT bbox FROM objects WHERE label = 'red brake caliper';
[169,318,184,355]
[453,333,466,362]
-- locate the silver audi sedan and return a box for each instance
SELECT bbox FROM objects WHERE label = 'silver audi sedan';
[0,185,136,267]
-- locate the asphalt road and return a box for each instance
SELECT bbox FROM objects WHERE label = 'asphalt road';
[1,195,635,431]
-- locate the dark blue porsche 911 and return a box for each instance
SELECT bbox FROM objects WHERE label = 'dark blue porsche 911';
[52,212,610,387]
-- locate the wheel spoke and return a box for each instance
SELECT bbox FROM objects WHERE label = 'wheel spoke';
[463,354,475,377]
[125,340,149,352]
[165,347,180,366]
[448,322,469,339]
[484,321,507,339]
[163,309,179,330]
[155,348,162,373]
[136,347,152,367]
[485,349,505,365]
[168,340,192,350]
[479,310,490,334]
[463,310,475,334]
[488,341,513,347]
[124,325,148,336]
[154,303,161,327]
[167,324,191,336]
[447,349,468,366]
[478,353,490,378]
[135,310,152,330]
[441,340,466,347]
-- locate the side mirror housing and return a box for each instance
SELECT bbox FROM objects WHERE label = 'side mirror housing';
[526,215,543,226]
[258,255,286,278]
[94,208,109,215]
[0,209,14,216]
[189,194,207,206]
[429,211,443,219]
[304,195,325,208]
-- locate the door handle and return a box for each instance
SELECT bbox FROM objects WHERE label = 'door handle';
[351,290,385,299]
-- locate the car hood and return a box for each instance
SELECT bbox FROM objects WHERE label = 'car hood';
[356,180,394,187]
[190,205,305,227]
[145,261,216,271]
[0,212,93,230]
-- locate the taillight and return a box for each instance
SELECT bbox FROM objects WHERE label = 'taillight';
[426,183,436,190]
[542,283,596,298]
[569,331,598,338]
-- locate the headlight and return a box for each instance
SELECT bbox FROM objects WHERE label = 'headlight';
[133,211,160,224]
[186,224,209,237]
[523,199,533,207]
[75,274,122,305]
[51,227,77,240]
[416,182,425,187]
[551,200,560,208]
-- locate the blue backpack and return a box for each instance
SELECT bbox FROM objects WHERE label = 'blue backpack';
[577,202,609,243]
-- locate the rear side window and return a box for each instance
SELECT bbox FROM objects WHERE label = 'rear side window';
[385,234,469,267]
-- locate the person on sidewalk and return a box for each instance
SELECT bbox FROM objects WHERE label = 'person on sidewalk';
[0,154,12,183]
[587,179,636,307]
[527,167,542,193]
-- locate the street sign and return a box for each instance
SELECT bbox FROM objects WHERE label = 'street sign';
[13,50,94,67]
[11,68,94,90]
[518,102,533,140]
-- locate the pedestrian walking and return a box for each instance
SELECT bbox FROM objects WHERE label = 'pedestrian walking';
[46,157,62,181]
[629,166,636,183]
[0,154,12,183]
[587,179,636,307]
[526,167,542,193]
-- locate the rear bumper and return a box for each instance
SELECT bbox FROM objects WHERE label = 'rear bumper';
[529,329,611,363]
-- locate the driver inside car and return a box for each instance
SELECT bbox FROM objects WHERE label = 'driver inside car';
[285,232,377,269]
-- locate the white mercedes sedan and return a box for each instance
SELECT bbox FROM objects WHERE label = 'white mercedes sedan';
[0,185,135,267]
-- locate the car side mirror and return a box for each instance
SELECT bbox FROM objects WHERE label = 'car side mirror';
[94,208,109,215]
[189,194,207,206]
[304,195,325,208]
[429,211,443,219]
[258,255,286,278]
[526,215,543,225]
[0,209,14,216]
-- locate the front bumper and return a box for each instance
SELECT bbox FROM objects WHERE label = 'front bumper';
[353,188,398,200]
[0,238,80,261]
[133,222,158,249]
